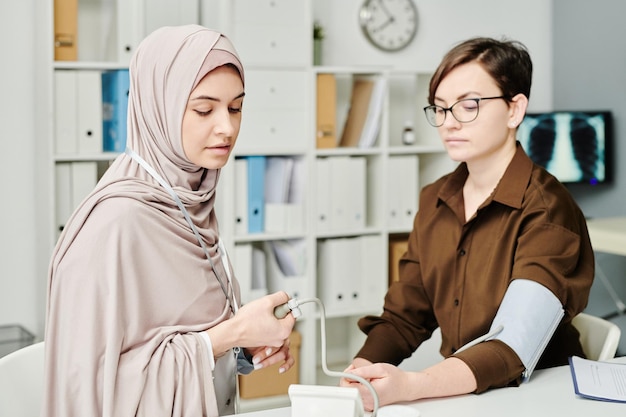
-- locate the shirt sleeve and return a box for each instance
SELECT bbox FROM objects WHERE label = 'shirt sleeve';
[453,279,564,392]
[356,226,439,365]
[199,331,216,371]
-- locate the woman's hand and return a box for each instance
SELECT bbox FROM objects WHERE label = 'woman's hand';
[245,336,295,373]
[206,291,296,359]
[340,357,478,411]
[342,362,416,411]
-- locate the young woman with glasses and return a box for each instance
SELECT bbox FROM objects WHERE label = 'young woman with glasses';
[341,37,594,410]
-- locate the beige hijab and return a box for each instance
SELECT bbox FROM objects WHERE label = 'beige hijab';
[43,25,244,417]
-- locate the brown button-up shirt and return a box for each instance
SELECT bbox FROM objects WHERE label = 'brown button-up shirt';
[357,144,594,393]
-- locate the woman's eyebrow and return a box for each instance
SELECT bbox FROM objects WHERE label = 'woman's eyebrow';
[190,91,245,102]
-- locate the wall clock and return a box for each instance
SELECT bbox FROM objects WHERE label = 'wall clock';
[359,0,418,52]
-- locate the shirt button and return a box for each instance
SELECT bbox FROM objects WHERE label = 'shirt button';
[459,249,466,256]
[226,398,231,406]
[454,299,459,306]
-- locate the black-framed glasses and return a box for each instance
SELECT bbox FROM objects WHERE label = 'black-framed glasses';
[423,96,508,127]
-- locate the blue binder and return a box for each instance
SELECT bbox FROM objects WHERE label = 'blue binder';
[245,156,266,233]
[101,69,130,153]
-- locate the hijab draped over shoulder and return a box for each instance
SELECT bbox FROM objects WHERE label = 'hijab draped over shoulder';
[43,25,244,417]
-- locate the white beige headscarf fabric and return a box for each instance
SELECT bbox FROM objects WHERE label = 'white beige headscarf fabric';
[43,25,244,417]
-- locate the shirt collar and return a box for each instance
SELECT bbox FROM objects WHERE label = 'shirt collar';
[437,142,533,211]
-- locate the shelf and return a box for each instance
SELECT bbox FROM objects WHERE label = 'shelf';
[234,233,308,244]
[54,61,128,70]
[315,147,381,157]
[54,152,120,162]
[388,144,446,155]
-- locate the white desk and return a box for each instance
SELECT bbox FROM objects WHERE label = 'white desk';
[232,357,626,417]
[586,216,626,256]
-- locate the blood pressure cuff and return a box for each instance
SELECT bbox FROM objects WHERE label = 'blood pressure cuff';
[486,279,564,381]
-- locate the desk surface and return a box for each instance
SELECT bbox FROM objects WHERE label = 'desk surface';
[586,216,626,256]
[233,357,626,417]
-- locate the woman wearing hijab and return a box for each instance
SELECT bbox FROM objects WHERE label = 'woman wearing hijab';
[43,25,296,417]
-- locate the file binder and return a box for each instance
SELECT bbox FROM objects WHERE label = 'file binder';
[234,243,268,305]
[55,163,72,232]
[54,0,78,61]
[316,73,337,148]
[77,71,103,153]
[54,71,78,154]
[315,157,332,233]
[387,155,418,230]
[317,237,361,314]
[234,158,249,235]
[329,157,366,231]
[245,156,266,233]
[339,76,386,148]
[102,69,130,153]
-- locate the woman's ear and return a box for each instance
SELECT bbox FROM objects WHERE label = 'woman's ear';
[508,93,529,128]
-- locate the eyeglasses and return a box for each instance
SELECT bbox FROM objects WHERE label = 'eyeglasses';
[423,96,508,127]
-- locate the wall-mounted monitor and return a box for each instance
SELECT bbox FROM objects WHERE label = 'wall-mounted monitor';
[517,111,612,185]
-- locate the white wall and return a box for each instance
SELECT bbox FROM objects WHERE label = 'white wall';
[0,0,553,340]
[0,0,45,339]
[314,0,553,111]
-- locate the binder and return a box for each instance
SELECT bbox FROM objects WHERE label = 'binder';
[54,0,78,61]
[315,157,331,232]
[54,71,78,154]
[77,71,103,154]
[55,163,72,233]
[339,78,373,148]
[358,77,386,148]
[317,237,361,314]
[71,162,98,208]
[345,157,366,230]
[387,155,418,229]
[245,156,266,233]
[54,162,98,233]
[102,69,130,153]
[316,73,337,148]
[339,76,386,148]
[329,157,366,231]
[361,235,386,310]
[234,243,268,305]
[234,158,249,235]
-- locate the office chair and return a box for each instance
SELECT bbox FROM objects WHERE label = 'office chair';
[572,313,621,361]
[0,341,44,417]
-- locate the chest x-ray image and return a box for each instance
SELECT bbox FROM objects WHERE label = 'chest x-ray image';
[517,111,611,185]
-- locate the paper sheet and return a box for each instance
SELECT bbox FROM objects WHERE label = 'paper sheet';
[569,356,626,402]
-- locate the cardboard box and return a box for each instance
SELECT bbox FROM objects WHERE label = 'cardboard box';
[239,330,301,399]
[388,235,409,285]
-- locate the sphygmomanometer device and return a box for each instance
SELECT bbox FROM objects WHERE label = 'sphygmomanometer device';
[274,298,420,417]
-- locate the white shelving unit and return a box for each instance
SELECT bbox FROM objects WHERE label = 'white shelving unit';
[44,0,454,412]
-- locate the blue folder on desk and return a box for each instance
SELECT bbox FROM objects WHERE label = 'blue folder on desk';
[245,156,266,233]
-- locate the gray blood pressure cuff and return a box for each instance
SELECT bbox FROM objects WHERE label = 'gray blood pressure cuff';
[487,279,564,381]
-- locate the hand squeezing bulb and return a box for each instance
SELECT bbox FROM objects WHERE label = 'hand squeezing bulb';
[274,298,302,319]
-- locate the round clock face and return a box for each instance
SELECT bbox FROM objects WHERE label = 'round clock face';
[359,0,418,52]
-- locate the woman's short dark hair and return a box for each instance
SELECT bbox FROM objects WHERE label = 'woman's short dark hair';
[427,37,533,105]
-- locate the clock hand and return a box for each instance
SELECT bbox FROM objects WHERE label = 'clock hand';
[374,17,394,33]
[377,0,393,20]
